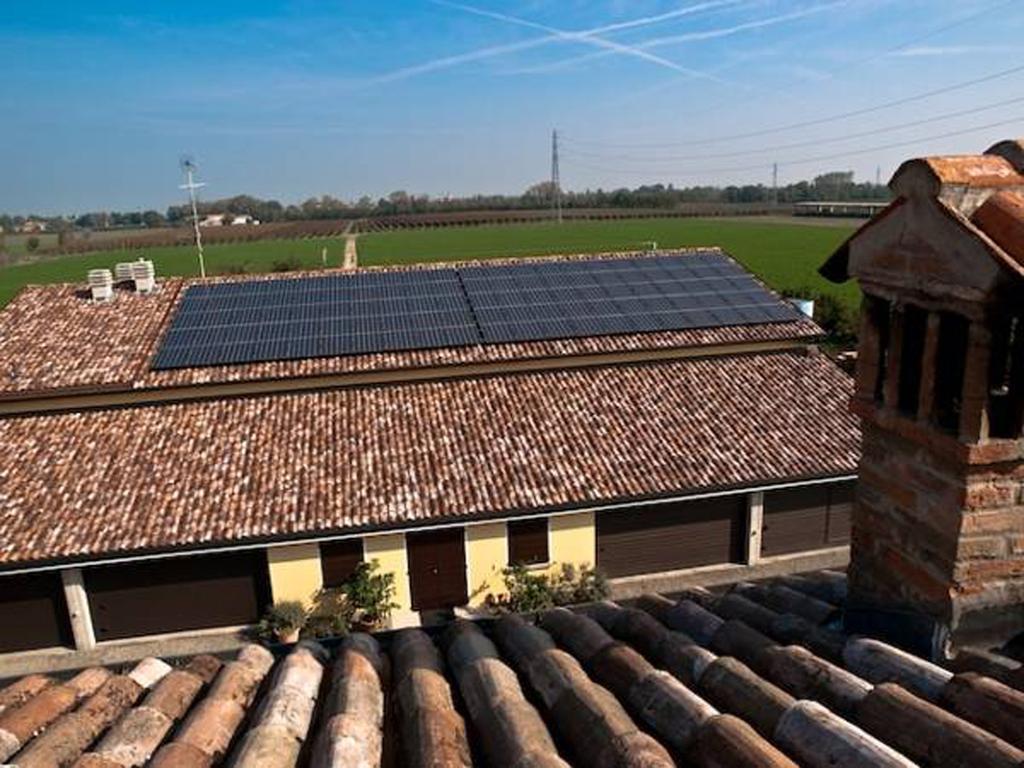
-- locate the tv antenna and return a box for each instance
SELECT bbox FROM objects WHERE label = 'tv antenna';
[179,156,207,278]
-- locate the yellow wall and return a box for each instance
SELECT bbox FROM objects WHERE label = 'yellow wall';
[548,511,596,574]
[466,522,508,607]
[364,533,413,617]
[266,542,323,607]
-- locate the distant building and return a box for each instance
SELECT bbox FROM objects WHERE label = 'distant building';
[794,201,889,218]
[198,213,259,227]
[17,220,48,234]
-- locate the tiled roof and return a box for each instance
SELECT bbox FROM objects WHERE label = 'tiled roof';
[2,572,1024,767]
[0,250,821,400]
[821,138,1024,284]
[972,190,1024,268]
[0,349,858,566]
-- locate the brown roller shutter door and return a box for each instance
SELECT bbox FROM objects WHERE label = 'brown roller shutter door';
[597,495,746,578]
[321,539,364,587]
[761,481,854,557]
[508,518,549,565]
[85,551,271,641]
[0,572,73,653]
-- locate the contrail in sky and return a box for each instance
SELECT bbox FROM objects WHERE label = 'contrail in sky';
[369,0,746,84]
[433,0,730,83]
[513,1,848,75]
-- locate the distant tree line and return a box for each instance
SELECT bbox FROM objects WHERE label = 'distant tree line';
[1,171,889,231]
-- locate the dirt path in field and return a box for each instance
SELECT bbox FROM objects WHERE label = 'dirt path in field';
[343,234,358,269]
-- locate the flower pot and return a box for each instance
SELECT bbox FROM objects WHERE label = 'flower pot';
[276,628,300,644]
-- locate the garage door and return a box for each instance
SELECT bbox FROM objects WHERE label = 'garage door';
[85,551,271,641]
[597,495,746,578]
[0,572,73,653]
[761,481,855,557]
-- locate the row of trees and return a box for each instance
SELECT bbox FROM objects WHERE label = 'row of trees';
[2,172,888,231]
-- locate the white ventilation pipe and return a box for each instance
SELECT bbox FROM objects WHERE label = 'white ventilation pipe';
[87,269,114,301]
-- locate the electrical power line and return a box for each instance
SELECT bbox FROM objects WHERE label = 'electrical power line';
[560,114,1024,178]
[562,62,1024,150]
[561,94,1024,163]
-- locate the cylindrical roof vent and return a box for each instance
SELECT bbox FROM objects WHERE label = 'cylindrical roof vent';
[132,259,156,293]
[114,262,135,283]
[87,269,114,302]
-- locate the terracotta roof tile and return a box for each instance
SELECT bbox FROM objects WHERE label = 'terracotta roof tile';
[3,573,1023,766]
[0,250,821,400]
[972,189,1024,269]
[0,350,857,566]
[893,154,1024,193]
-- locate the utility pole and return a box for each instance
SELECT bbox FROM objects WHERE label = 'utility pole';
[771,162,779,206]
[551,129,563,224]
[876,165,882,187]
[179,157,207,278]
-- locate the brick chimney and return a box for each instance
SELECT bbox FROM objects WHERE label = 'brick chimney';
[821,139,1024,659]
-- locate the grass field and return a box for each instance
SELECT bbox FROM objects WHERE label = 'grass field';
[0,237,345,306]
[0,218,857,311]
[361,218,859,310]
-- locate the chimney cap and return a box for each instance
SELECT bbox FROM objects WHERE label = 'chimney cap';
[890,154,1023,199]
[985,138,1024,174]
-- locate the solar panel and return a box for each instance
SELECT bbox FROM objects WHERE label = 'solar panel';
[151,252,804,370]
[461,253,803,345]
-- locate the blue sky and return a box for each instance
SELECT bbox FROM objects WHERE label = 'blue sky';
[2,0,1023,214]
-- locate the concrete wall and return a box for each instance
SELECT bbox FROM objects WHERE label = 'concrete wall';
[266,543,323,607]
[465,522,509,607]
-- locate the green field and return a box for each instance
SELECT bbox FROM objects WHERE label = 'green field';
[0,237,345,306]
[0,218,857,313]
[360,218,859,310]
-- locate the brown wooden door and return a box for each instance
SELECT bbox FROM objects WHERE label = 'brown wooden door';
[761,481,855,556]
[597,495,745,578]
[85,551,271,641]
[0,572,73,653]
[407,528,467,611]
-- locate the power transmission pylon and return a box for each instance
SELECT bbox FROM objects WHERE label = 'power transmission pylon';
[551,130,563,224]
[772,162,779,206]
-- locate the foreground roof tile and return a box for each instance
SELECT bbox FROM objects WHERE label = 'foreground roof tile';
[1,574,1022,767]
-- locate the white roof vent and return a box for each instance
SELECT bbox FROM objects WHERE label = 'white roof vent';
[131,259,156,294]
[87,269,114,302]
[114,262,135,283]
[789,297,815,319]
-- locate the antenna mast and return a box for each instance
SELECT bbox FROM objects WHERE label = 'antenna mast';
[551,129,563,224]
[179,157,207,279]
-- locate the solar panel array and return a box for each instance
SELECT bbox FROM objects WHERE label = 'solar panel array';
[151,251,804,370]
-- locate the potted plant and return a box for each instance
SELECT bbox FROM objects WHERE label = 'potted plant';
[344,561,399,631]
[257,600,308,644]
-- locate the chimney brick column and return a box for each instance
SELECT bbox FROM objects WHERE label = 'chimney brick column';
[882,307,906,410]
[855,297,882,401]
[959,323,992,442]
[916,312,941,422]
